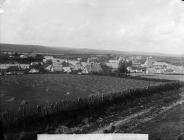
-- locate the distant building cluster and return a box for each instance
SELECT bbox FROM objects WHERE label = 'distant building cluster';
[141,57,184,74]
[0,51,184,75]
[0,52,103,75]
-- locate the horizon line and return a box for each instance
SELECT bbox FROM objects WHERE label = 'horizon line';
[0,42,184,57]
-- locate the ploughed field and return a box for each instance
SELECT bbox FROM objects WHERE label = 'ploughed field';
[0,74,164,112]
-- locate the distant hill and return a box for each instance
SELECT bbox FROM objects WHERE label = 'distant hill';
[0,43,183,57]
[0,43,145,56]
[0,43,127,55]
[0,43,82,55]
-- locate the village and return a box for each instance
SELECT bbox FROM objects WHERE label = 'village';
[0,51,184,76]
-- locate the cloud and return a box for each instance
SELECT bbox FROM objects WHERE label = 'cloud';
[0,8,4,14]
[0,0,5,14]
[1,0,184,55]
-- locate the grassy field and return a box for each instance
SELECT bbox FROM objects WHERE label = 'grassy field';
[126,74,184,140]
[130,73,184,81]
[1,74,183,140]
[0,74,165,112]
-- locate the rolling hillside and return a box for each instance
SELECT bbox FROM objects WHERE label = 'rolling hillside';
[1,43,182,57]
[0,43,129,55]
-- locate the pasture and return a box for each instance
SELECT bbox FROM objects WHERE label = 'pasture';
[0,74,165,112]
[130,73,184,81]
[1,74,183,140]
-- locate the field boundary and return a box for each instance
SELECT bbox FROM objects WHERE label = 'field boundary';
[1,81,183,132]
[92,96,184,134]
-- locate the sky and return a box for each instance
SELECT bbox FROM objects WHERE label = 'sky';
[0,0,184,55]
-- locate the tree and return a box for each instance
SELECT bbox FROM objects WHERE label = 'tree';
[100,63,113,74]
[45,59,52,65]
[62,61,69,67]
[14,52,19,58]
[7,66,20,72]
[30,63,46,73]
[118,60,132,74]
[35,54,44,61]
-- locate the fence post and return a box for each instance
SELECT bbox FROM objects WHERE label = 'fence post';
[102,93,103,103]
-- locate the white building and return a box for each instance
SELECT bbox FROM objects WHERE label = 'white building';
[68,60,80,66]
[43,56,54,62]
[53,64,63,72]
[142,57,155,68]
[45,65,54,72]
[19,64,30,70]
[63,67,72,73]
[20,54,28,59]
[29,68,39,73]
[0,64,30,70]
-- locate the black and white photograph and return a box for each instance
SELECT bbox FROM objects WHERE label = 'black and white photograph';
[0,0,184,140]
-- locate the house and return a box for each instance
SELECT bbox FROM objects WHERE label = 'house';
[81,62,87,67]
[43,56,54,63]
[82,63,103,74]
[63,67,72,73]
[0,64,11,70]
[105,57,125,71]
[146,67,157,74]
[143,61,184,74]
[29,68,39,73]
[106,62,119,71]
[53,64,63,72]
[132,59,141,66]
[0,63,29,75]
[142,57,155,68]
[44,65,54,72]
[106,59,120,71]
[144,61,184,74]
[19,64,30,70]
[165,68,174,73]
[108,56,124,63]
[87,57,98,63]
[152,62,168,69]
[155,68,164,74]
[77,58,82,61]
[68,60,80,66]
[72,63,84,71]
[30,62,43,66]
[7,71,25,75]
[20,54,28,59]
[166,64,184,73]
[2,51,14,55]
[27,53,37,58]
[0,64,29,70]
[127,66,144,73]
[52,58,66,64]
[108,60,119,63]
[44,56,54,60]
[135,56,142,60]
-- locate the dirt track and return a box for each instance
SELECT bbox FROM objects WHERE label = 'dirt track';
[66,86,183,136]
[127,89,184,140]
[88,75,184,140]
[92,94,184,135]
